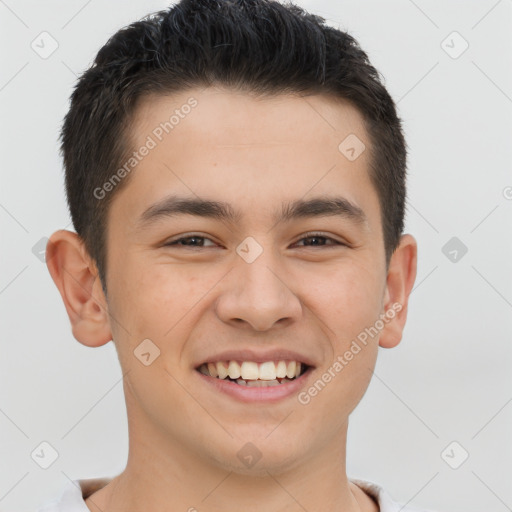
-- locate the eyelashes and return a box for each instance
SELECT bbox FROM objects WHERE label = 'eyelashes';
[165,235,216,248]
[164,232,345,249]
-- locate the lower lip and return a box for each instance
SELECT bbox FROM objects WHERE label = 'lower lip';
[195,367,314,403]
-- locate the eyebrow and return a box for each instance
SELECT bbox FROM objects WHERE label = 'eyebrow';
[137,194,367,229]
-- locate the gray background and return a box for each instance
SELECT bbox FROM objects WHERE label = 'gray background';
[1,1,511,511]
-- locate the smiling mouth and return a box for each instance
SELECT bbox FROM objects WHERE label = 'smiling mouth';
[196,360,311,387]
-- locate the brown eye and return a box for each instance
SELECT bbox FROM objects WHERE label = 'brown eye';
[294,233,343,247]
[165,235,217,247]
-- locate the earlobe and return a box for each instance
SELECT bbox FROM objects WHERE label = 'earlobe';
[378,234,418,349]
[46,229,112,347]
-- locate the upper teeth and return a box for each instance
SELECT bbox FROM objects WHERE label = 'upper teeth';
[201,360,303,380]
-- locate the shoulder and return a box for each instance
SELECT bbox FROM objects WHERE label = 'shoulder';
[349,477,442,512]
[36,477,113,512]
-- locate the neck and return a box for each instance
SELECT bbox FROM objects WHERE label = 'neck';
[85,392,377,512]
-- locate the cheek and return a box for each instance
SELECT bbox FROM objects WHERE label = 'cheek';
[109,257,228,370]
[300,261,382,395]
[107,260,207,384]
[301,268,382,421]
[323,266,383,405]
[300,260,384,340]
[112,254,203,323]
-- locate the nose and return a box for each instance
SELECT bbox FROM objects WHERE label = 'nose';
[215,247,302,332]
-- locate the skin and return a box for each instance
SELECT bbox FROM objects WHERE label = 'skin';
[47,86,417,512]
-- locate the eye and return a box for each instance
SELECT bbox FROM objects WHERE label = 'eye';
[293,232,344,247]
[163,232,345,249]
[164,235,217,248]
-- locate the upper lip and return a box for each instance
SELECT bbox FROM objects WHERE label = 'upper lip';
[195,348,316,368]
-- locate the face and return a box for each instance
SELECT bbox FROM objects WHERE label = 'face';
[100,87,393,474]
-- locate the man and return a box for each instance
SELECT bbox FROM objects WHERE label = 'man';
[38,0,437,510]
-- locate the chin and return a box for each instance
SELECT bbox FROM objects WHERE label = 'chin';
[204,435,309,477]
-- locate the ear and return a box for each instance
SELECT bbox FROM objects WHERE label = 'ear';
[46,229,112,347]
[379,234,417,349]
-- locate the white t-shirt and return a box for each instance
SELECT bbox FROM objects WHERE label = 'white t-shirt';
[36,477,440,511]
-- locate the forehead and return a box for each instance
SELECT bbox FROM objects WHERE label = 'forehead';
[111,86,378,229]
[131,86,369,151]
